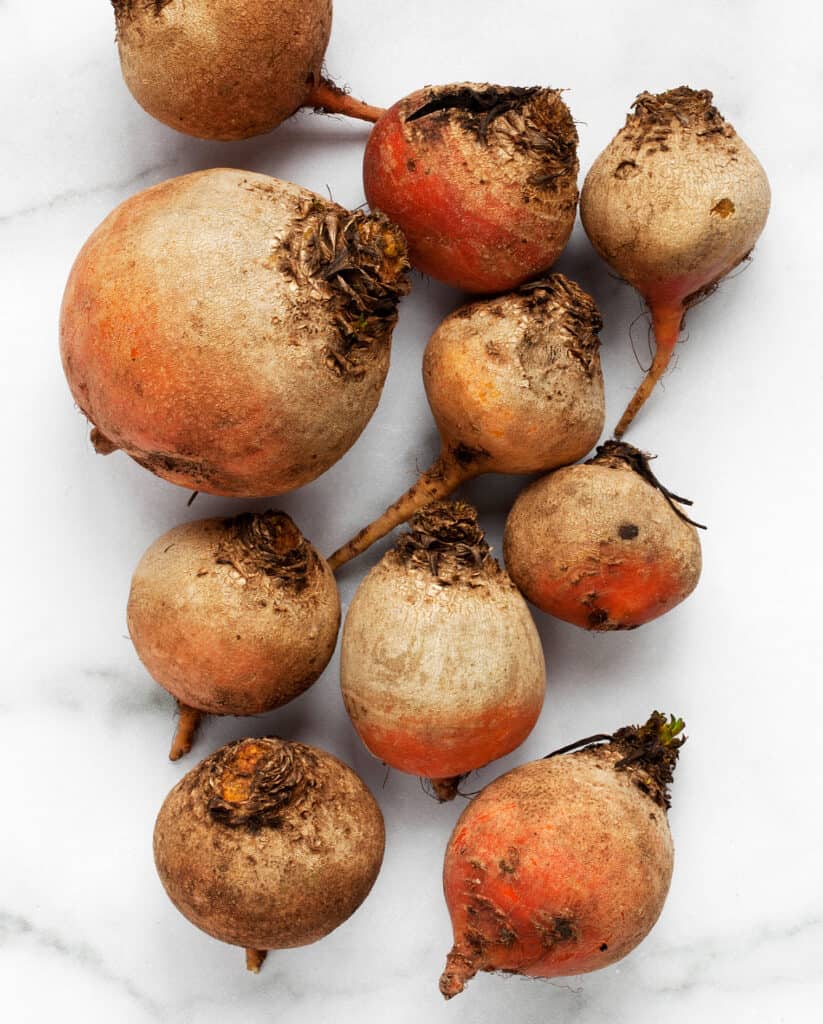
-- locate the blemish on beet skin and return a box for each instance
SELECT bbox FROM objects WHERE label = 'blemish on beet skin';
[618,523,639,540]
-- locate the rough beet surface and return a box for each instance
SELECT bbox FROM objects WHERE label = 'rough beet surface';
[364,83,579,292]
[440,713,685,997]
[504,442,703,630]
[127,511,341,757]
[113,0,333,140]
[581,87,770,435]
[60,168,409,497]
[154,737,385,969]
[340,502,545,798]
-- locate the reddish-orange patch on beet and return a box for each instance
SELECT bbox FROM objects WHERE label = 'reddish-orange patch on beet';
[351,698,543,780]
[531,549,690,629]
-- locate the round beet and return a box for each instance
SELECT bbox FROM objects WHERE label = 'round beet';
[113,0,333,140]
[364,83,579,292]
[440,712,685,997]
[504,441,703,630]
[329,276,604,569]
[127,511,340,760]
[581,87,770,435]
[340,502,545,800]
[154,737,385,971]
[60,168,409,497]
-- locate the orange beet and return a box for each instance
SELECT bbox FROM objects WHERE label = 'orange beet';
[504,441,703,630]
[329,276,604,570]
[581,87,770,435]
[440,712,685,997]
[364,83,579,293]
[60,168,408,497]
[127,510,340,760]
[340,503,545,800]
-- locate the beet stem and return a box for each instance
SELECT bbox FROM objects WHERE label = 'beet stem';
[614,303,684,437]
[245,948,268,974]
[307,77,386,124]
[169,702,202,762]
[327,453,477,571]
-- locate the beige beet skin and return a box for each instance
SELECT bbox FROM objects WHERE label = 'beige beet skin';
[113,0,333,140]
[60,168,409,497]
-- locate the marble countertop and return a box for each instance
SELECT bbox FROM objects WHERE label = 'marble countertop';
[2,1,821,1020]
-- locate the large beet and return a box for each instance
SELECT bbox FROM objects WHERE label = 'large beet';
[60,168,409,497]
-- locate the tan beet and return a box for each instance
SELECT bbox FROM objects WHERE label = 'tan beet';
[127,511,340,759]
[440,713,685,998]
[340,503,546,800]
[581,87,770,435]
[504,441,703,630]
[113,0,333,140]
[154,737,385,970]
[60,168,409,497]
[364,83,579,292]
[329,276,604,569]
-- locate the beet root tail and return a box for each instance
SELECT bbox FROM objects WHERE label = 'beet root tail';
[614,302,684,437]
[327,454,474,571]
[169,702,202,761]
[439,946,478,999]
[307,77,386,124]
[245,948,268,974]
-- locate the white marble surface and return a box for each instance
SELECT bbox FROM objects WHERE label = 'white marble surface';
[2,1,821,1020]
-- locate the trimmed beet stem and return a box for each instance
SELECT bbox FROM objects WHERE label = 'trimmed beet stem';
[614,303,684,438]
[307,78,386,124]
[169,702,202,762]
[327,454,478,571]
[245,948,268,974]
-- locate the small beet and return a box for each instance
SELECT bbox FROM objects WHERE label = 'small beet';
[503,441,703,630]
[60,168,409,497]
[440,712,685,997]
[154,737,385,971]
[340,502,545,800]
[127,511,340,760]
[581,87,770,435]
[112,1,382,139]
[364,83,579,292]
[329,276,604,570]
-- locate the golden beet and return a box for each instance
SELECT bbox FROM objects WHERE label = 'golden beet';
[364,83,579,292]
[504,441,703,630]
[340,502,546,800]
[127,511,340,759]
[154,737,385,971]
[112,0,332,140]
[329,276,604,569]
[60,168,409,497]
[440,713,685,997]
[581,87,770,435]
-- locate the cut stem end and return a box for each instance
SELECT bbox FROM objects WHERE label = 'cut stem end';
[307,77,386,124]
[245,948,268,974]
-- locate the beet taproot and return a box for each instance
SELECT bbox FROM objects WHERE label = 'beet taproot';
[504,441,703,630]
[440,712,685,997]
[127,511,340,760]
[364,82,579,292]
[329,276,604,570]
[154,737,385,971]
[60,168,409,497]
[581,87,770,435]
[340,502,545,800]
